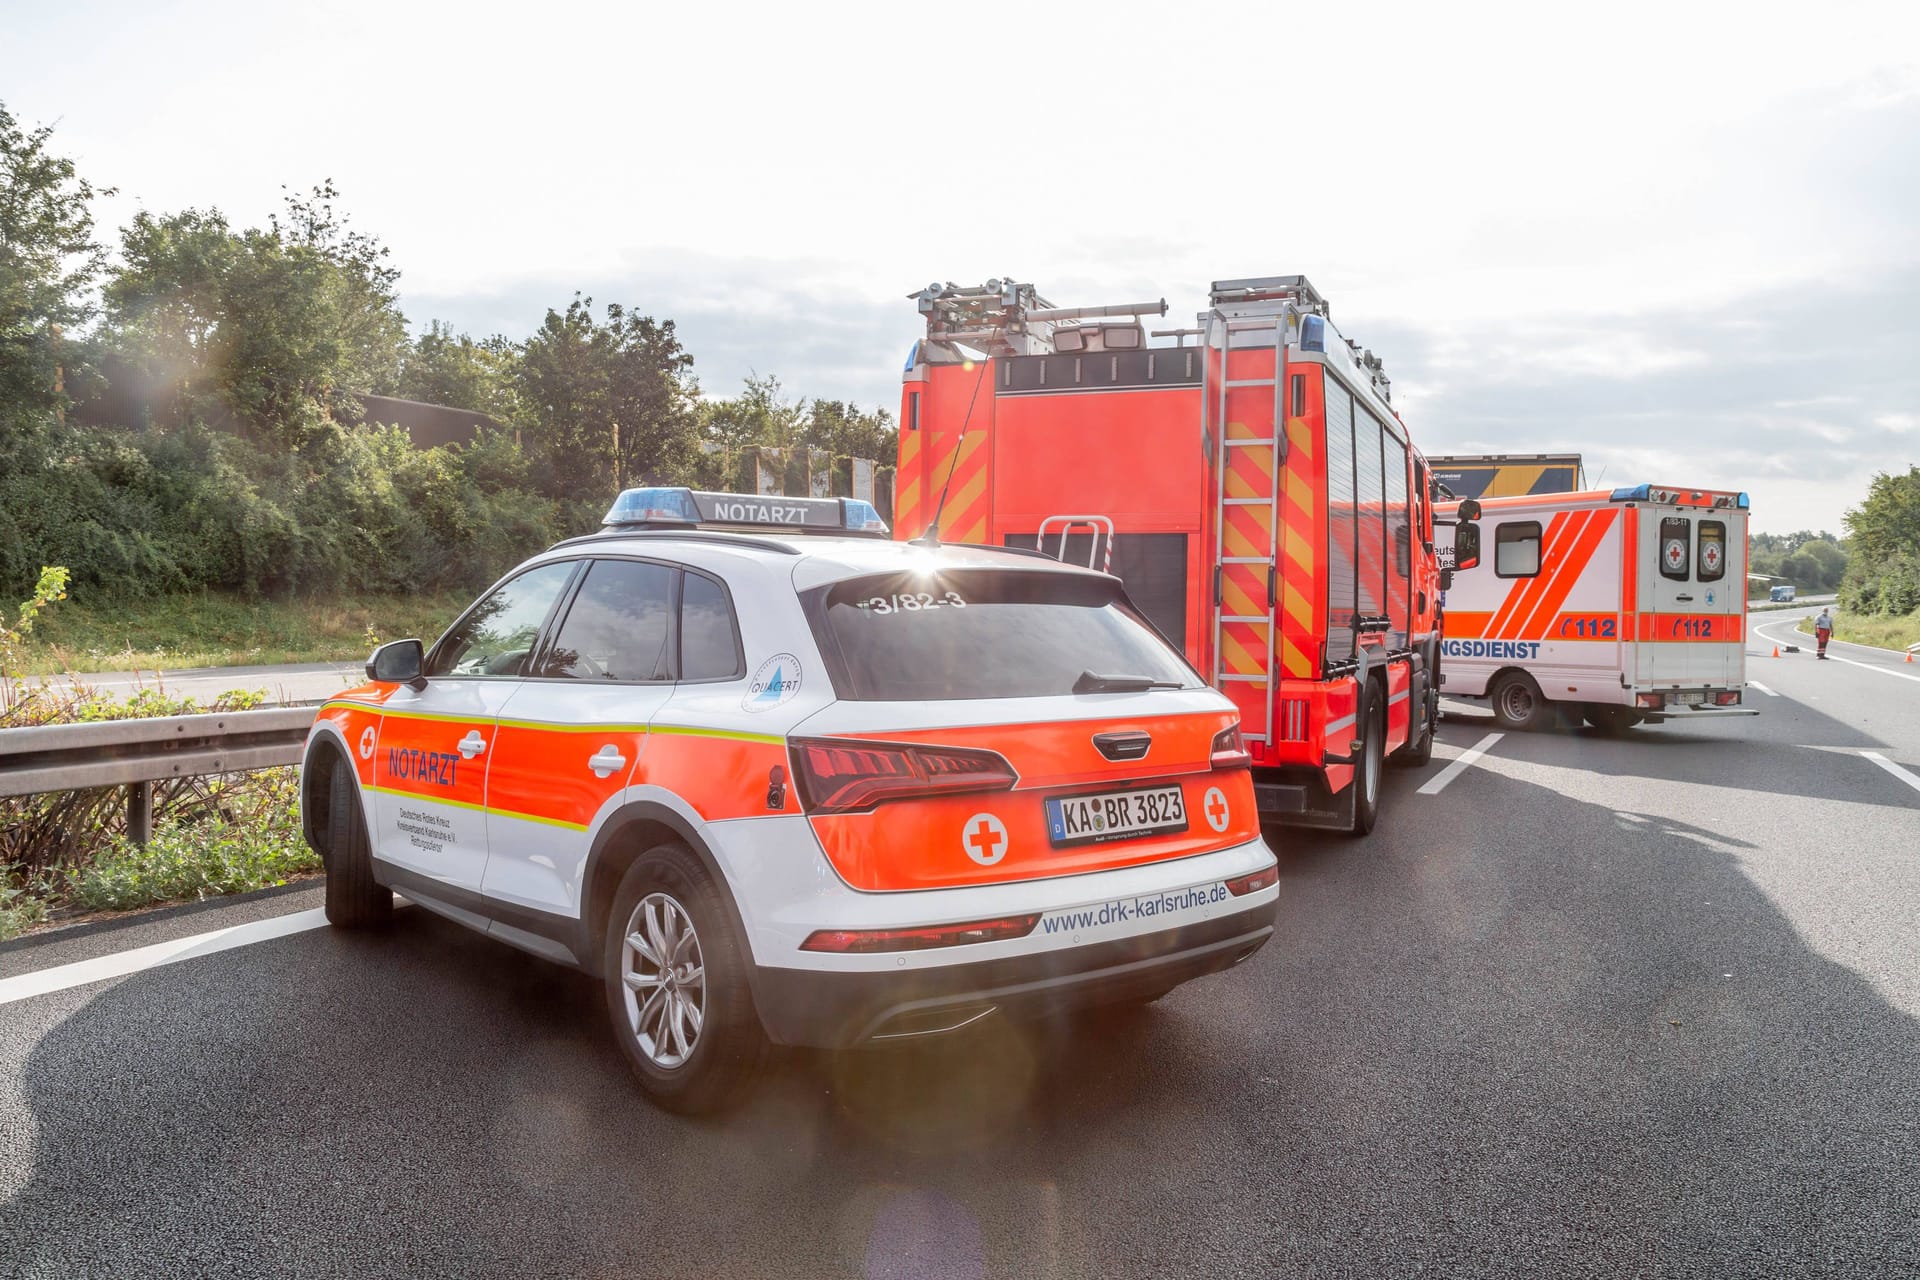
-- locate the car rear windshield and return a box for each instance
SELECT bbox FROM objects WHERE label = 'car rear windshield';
[805,570,1200,701]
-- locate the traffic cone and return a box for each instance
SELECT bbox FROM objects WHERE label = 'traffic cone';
[1907,650,1914,664]
[1772,645,1780,658]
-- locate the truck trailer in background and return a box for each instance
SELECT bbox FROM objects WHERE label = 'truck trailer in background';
[1429,453,1585,500]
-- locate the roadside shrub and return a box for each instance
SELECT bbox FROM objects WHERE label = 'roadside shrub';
[0,419,566,603]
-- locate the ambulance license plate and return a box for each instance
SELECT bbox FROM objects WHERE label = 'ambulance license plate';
[1674,691,1706,705]
[1046,785,1187,847]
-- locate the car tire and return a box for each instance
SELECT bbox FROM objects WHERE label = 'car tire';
[1349,683,1385,837]
[1490,673,1550,733]
[602,842,768,1115]
[323,754,391,930]
[1583,705,1643,735]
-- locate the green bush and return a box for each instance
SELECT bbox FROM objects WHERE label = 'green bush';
[63,770,317,914]
[0,419,569,603]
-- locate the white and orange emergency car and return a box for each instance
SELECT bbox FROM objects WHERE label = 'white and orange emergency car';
[300,488,1279,1112]
[1433,483,1759,732]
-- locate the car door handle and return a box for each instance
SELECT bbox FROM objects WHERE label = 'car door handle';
[1675,594,1694,602]
[456,730,488,759]
[588,744,628,779]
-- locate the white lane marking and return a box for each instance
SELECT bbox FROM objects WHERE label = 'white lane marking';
[0,905,342,1007]
[1747,680,1778,697]
[1418,732,1504,796]
[1754,618,1920,684]
[1861,752,1920,797]
[1828,654,1920,685]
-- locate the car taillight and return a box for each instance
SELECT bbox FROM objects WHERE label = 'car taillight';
[1226,866,1278,896]
[789,737,1017,814]
[1714,691,1740,706]
[1210,723,1251,770]
[1637,693,1664,709]
[799,914,1041,953]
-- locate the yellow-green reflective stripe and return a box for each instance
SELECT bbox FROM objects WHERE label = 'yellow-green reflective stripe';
[366,786,489,817]
[365,786,588,832]
[648,725,785,746]
[337,704,785,747]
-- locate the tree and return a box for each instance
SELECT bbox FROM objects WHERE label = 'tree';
[516,296,699,496]
[102,182,408,446]
[1839,467,1920,616]
[0,100,111,446]
[398,321,524,425]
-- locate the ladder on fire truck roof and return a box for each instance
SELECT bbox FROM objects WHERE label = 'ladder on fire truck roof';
[1208,306,1291,745]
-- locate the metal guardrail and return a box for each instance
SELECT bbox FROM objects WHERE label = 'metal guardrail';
[0,708,315,843]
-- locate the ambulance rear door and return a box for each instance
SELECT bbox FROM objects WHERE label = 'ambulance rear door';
[1640,505,1743,690]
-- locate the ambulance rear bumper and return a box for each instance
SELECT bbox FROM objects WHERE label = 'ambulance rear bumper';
[751,901,1275,1048]
[1642,705,1762,722]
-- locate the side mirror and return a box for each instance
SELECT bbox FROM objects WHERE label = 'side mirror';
[1439,568,1455,592]
[1457,498,1482,522]
[1454,523,1482,571]
[367,638,426,687]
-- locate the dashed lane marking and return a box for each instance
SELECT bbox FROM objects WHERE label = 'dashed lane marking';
[0,899,402,1007]
[1418,732,1504,796]
[1861,752,1920,798]
[1747,680,1778,696]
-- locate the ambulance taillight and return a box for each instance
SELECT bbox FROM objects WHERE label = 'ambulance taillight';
[790,738,1017,814]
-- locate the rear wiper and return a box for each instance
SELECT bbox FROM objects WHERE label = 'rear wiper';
[1073,670,1183,694]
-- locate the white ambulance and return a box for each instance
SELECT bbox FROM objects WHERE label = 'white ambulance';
[1433,483,1760,732]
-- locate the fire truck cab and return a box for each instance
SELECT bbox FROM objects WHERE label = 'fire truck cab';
[895,276,1465,835]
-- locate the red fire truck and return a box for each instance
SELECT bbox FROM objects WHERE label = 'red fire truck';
[894,276,1476,835]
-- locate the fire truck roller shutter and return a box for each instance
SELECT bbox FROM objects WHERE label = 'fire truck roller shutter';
[1354,401,1389,637]
[1324,383,1359,666]
[1384,432,1411,649]
[1005,532,1188,651]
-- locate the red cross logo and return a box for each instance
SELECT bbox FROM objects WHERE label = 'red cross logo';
[963,813,1008,866]
[1665,540,1684,569]
[1204,786,1231,833]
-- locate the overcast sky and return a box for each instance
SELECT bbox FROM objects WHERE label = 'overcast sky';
[5,0,1916,533]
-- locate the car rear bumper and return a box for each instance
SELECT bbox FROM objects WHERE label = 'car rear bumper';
[750,899,1276,1048]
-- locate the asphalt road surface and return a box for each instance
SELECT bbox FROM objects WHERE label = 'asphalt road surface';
[3,622,1917,1277]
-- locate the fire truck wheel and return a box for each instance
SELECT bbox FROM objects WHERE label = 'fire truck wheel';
[1490,673,1549,732]
[1583,705,1644,735]
[323,753,391,930]
[602,842,769,1115]
[1394,719,1434,767]
[1349,685,1385,837]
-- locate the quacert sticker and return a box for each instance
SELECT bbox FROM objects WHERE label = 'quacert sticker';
[743,653,802,712]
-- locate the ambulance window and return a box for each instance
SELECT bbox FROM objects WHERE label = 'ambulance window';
[428,560,578,679]
[679,570,744,681]
[1495,522,1542,578]
[538,560,675,682]
[1697,520,1727,582]
[1659,516,1691,581]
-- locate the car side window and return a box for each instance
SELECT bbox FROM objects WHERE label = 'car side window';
[1659,516,1692,581]
[538,559,676,682]
[680,570,744,681]
[427,561,577,678]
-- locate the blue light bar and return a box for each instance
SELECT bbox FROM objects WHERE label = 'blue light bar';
[1736,492,1750,509]
[1300,314,1327,353]
[842,499,891,533]
[604,487,700,525]
[1610,483,1651,503]
[602,487,892,535]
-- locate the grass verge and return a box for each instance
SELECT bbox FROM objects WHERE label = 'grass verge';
[15,590,469,675]
[1795,609,1920,652]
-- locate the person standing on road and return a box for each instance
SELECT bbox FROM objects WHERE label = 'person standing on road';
[1814,607,1833,660]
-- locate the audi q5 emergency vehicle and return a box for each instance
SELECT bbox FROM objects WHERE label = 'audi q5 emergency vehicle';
[301,488,1280,1112]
